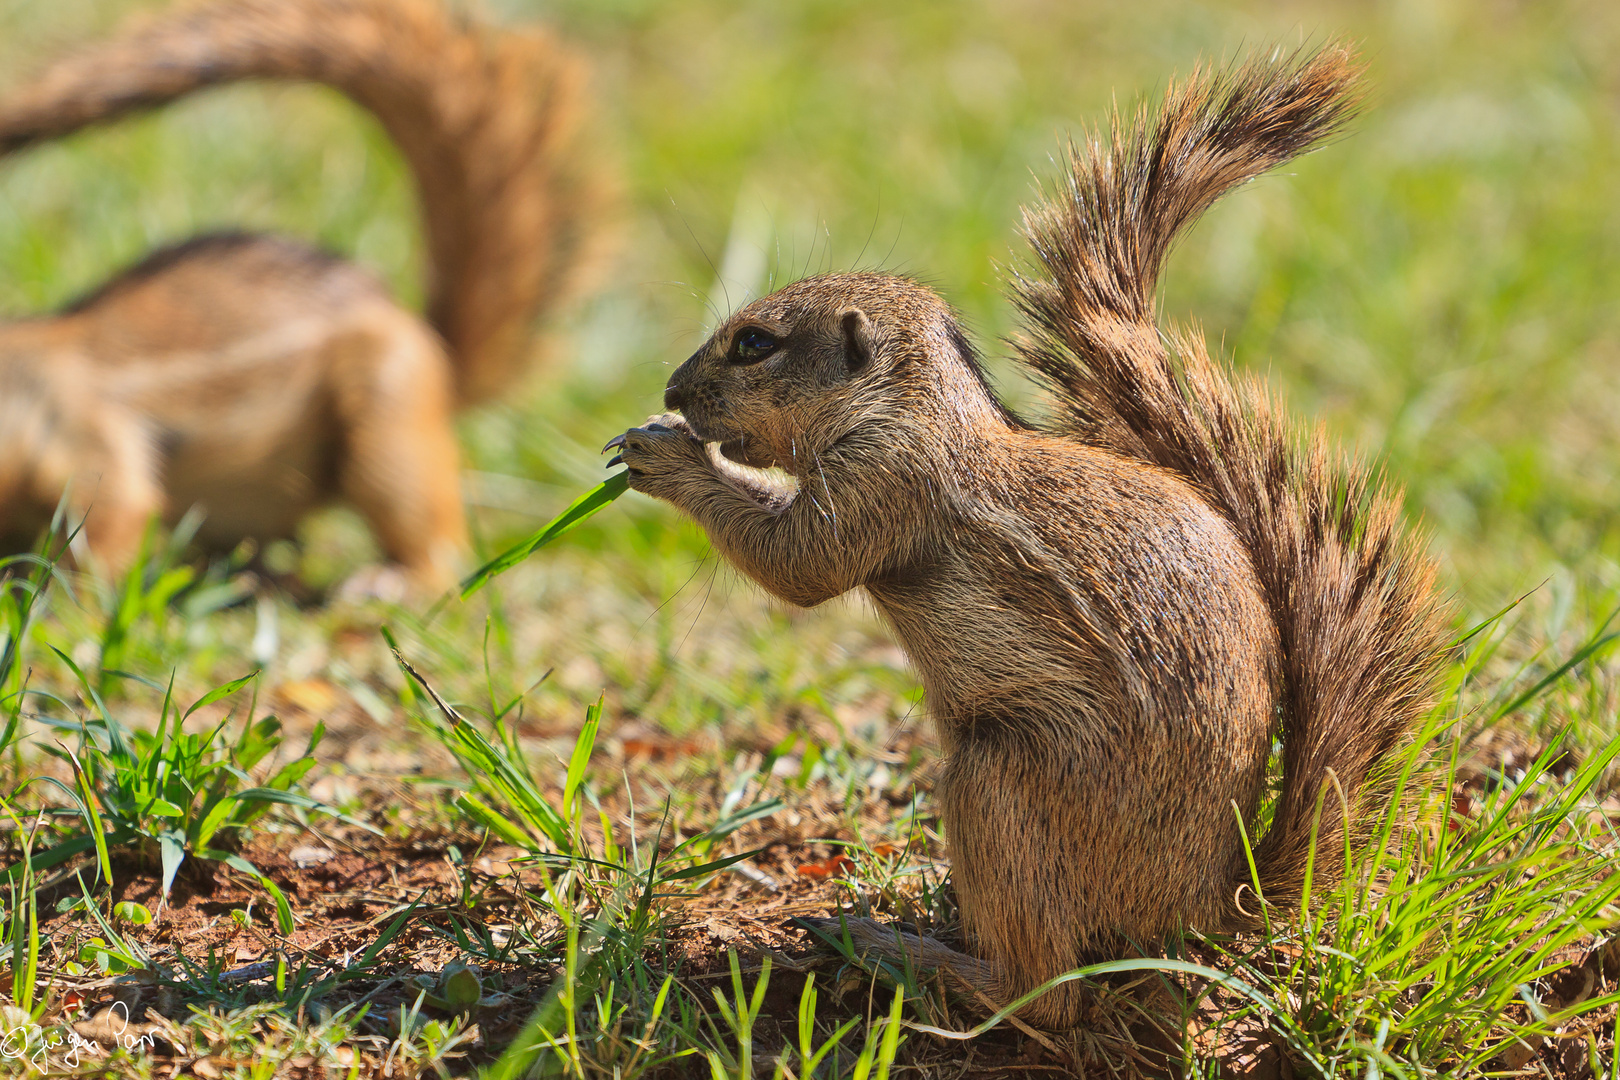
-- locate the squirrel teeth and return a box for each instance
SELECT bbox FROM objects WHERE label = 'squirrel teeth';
[704,441,800,509]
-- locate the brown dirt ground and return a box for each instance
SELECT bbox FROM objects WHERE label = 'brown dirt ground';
[9,684,1619,1077]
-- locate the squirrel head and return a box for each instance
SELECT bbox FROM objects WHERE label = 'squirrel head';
[664,272,1012,475]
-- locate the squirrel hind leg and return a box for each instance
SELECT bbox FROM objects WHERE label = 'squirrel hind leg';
[325,307,469,594]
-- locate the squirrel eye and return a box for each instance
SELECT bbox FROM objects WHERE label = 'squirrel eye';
[730,328,778,365]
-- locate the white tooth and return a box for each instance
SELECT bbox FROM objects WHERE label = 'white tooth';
[705,441,801,503]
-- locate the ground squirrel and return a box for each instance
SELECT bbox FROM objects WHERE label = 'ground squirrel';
[0,0,603,591]
[611,43,1449,1027]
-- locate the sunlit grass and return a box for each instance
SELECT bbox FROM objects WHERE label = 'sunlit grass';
[1,0,1619,1074]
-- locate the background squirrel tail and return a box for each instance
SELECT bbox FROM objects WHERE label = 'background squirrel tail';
[0,0,602,405]
[1012,42,1450,912]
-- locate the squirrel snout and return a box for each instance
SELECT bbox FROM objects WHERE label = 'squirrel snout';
[663,382,687,412]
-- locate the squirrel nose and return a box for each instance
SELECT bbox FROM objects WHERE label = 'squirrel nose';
[664,382,687,412]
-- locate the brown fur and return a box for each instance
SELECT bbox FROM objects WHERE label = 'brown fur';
[613,43,1449,1028]
[0,0,602,588]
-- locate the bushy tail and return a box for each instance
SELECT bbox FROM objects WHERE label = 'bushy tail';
[1012,43,1450,911]
[0,0,603,405]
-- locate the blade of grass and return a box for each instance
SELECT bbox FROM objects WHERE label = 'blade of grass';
[1491,602,1620,719]
[562,696,602,824]
[387,635,572,849]
[62,744,114,896]
[460,472,628,598]
[182,671,259,721]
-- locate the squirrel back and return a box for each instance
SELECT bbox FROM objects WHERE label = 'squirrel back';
[0,0,601,405]
[1012,42,1450,909]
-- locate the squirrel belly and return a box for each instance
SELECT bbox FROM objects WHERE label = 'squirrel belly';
[0,0,602,589]
[871,433,1281,1003]
[615,41,1448,1028]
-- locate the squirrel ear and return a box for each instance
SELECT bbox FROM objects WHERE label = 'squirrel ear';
[840,308,874,373]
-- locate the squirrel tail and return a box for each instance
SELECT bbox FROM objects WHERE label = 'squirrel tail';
[1011,42,1450,912]
[0,0,602,405]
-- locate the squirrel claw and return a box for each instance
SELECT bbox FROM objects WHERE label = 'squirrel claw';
[602,433,627,453]
[606,454,624,469]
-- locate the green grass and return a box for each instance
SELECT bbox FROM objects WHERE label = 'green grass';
[2,0,1620,1075]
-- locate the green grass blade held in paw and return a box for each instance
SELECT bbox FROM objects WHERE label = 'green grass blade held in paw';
[460,471,629,598]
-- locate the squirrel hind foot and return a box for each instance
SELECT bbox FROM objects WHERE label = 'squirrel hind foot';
[794,914,1096,1030]
[793,913,995,991]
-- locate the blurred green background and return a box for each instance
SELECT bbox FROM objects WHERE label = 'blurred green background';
[1,0,1618,614]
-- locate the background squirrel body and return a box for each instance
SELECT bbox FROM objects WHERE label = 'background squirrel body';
[0,0,600,589]
[615,44,1448,1027]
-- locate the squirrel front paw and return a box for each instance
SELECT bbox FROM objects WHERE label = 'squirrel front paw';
[606,413,709,499]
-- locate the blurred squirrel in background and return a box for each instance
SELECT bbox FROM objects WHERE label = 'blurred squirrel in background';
[611,43,1449,1027]
[0,0,606,593]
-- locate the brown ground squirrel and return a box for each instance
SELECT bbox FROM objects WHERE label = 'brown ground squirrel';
[610,44,1449,1027]
[0,0,603,591]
